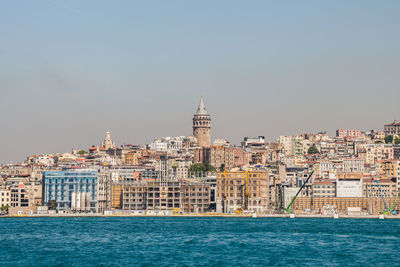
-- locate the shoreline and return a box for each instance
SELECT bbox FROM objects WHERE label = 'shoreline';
[2,214,400,219]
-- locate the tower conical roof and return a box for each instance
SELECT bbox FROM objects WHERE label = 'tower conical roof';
[196,96,208,115]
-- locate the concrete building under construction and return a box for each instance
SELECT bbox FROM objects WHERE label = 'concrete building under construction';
[216,170,269,214]
[112,181,211,213]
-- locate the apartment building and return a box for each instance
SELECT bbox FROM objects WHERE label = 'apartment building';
[194,146,249,170]
[384,121,400,135]
[10,183,29,208]
[363,179,397,198]
[362,144,394,164]
[121,150,140,165]
[343,158,365,173]
[312,180,336,197]
[0,189,11,208]
[336,129,362,138]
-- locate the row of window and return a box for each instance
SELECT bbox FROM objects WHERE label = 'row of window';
[46,178,97,183]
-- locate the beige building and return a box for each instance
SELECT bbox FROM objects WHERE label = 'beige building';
[216,170,269,213]
[9,182,41,208]
[8,206,37,216]
[0,165,30,177]
[26,182,42,206]
[122,150,140,165]
[360,144,394,164]
[363,178,397,198]
[0,189,11,208]
[292,197,398,214]
[171,159,191,180]
[118,181,211,213]
[384,121,400,136]
[98,171,112,213]
[10,183,30,208]
[209,146,249,170]
[312,180,336,197]
[194,146,249,170]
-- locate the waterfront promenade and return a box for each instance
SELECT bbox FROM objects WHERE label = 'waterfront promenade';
[2,213,400,219]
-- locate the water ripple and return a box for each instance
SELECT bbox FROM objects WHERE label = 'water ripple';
[0,217,399,266]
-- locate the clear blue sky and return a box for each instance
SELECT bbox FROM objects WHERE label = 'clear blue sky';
[1,1,399,162]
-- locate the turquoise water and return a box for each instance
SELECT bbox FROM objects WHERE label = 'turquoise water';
[0,217,399,266]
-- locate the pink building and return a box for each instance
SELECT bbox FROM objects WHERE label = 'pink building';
[336,129,362,138]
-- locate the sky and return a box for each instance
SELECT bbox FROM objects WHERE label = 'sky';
[0,0,399,163]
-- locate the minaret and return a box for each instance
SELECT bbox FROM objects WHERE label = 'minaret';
[193,96,211,147]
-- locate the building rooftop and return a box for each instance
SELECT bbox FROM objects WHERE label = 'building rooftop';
[385,120,400,126]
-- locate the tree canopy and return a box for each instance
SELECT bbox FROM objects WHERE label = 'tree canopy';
[189,162,216,173]
[385,135,394,144]
[48,200,57,210]
[0,204,9,212]
[395,137,400,145]
[78,150,88,156]
[308,145,319,154]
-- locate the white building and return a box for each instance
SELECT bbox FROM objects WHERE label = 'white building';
[336,179,362,197]
[319,161,334,179]
[71,192,92,212]
[32,155,54,166]
[278,136,293,156]
[149,139,168,151]
[149,136,190,153]
[343,158,364,173]
[241,136,266,148]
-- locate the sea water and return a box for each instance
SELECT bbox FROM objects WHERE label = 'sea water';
[0,217,399,266]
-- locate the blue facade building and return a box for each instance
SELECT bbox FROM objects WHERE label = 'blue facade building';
[43,169,98,213]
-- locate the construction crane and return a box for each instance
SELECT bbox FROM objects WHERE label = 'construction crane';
[243,170,250,210]
[387,198,399,215]
[222,169,227,213]
[375,180,389,213]
[235,170,250,214]
[285,170,315,214]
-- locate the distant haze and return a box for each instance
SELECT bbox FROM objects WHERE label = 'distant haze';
[1,1,399,163]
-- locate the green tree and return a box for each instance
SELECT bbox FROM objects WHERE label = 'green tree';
[308,145,319,154]
[189,163,206,173]
[204,161,216,172]
[220,164,226,172]
[0,204,9,212]
[385,135,393,144]
[48,200,57,210]
[395,137,400,145]
[189,162,217,174]
[78,150,88,156]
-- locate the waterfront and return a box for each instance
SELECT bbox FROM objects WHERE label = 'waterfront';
[0,218,399,266]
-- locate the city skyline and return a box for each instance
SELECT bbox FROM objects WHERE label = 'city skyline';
[1,1,400,162]
[0,94,397,164]
[2,2,400,266]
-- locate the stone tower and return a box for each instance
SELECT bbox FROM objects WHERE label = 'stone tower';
[193,96,211,147]
[101,131,115,150]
